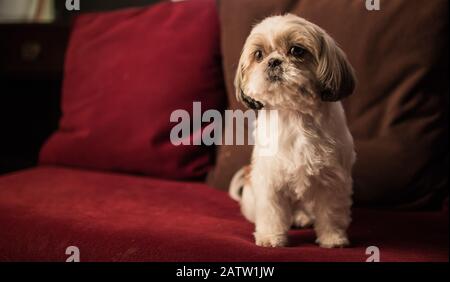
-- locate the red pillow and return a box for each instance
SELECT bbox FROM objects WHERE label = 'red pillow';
[39,0,226,181]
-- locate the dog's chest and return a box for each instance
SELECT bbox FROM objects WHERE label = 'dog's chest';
[278,127,324,173]
[254,112,335,177]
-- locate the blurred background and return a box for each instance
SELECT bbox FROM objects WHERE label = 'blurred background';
[0,0,161,174]
[0,0,55,23]
[0,0,164,23]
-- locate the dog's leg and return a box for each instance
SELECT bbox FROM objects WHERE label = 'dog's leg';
[253,185,292,248]
[312,177,352,248]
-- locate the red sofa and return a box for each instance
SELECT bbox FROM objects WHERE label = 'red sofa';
[0,0,448,262]
[0,166,447,262]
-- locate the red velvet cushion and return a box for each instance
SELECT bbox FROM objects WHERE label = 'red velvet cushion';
[39,0,226,181]
[0,166,447,262]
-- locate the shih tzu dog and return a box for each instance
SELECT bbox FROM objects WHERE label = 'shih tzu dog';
[229,14,356,248]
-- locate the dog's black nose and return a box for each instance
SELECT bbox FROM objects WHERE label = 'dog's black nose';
[268,58,282,68]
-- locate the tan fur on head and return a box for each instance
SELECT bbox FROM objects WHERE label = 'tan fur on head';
[235,14,356,110]
[229,14,356,248]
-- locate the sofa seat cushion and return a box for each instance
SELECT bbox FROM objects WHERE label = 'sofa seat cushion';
[0,166,447,262]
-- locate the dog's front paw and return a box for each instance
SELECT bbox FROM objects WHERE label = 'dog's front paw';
[254,233,287,248]
[316,233,349,248]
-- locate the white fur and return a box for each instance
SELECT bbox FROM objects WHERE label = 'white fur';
[229,14,356,248]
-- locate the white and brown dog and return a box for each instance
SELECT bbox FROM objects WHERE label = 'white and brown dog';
[229,14,356,248]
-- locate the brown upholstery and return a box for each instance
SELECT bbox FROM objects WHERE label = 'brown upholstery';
[207,0,449,209]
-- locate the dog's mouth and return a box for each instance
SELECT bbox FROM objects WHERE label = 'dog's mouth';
[240,90,264,110]
[267,67,283,83]
[267,72,283,83]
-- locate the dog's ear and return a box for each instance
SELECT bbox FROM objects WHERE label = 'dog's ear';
[316,33,356,102]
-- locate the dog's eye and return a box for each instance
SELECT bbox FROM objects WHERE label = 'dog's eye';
[289,46,305,58]
[254,50,263,62]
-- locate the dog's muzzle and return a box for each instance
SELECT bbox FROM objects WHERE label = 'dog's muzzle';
[240,90,264,110]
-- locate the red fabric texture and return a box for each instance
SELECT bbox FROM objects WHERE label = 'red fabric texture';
[0,166,447,262]
[39,0,226,181]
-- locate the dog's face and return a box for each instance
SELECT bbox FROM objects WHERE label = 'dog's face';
[235,14,356,111]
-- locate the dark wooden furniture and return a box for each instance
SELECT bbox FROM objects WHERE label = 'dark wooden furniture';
[0,23,70,174]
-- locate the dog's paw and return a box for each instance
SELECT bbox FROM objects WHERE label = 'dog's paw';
[254,233,287,248]
[292,211,313,228]
[316,233,349,248]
